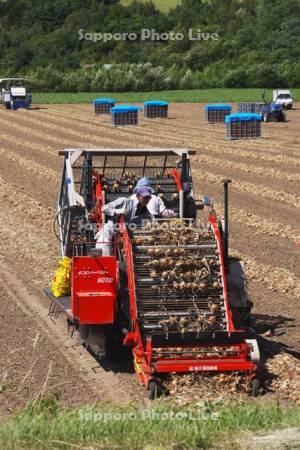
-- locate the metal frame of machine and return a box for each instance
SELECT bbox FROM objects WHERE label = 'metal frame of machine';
[45,148,261,398]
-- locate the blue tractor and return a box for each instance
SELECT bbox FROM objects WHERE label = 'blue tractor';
[260,102,286,122]
[260,92,286,122]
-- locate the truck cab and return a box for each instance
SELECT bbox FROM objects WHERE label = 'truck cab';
[0,78,32,110]
[273,89,293,110]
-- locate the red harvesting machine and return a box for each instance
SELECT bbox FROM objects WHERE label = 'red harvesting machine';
[45,148,260,399]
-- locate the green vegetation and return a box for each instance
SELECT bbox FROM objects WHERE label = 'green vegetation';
[1,1,299,91]
[1,396,300,449]
[121,0,182,12]
[34,88,300,104]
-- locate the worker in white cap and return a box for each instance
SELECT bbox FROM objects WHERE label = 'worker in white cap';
[103,185,153,224]
[95,186,153,255]
[130,177,176,218]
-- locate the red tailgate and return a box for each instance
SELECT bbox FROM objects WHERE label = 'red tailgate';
[72,256,117,324]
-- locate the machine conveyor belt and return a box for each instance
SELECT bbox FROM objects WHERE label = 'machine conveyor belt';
[131,224,229,339]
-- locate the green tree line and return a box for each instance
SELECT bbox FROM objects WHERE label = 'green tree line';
[0,0,299,91]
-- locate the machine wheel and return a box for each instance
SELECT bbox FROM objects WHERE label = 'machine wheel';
[251,378,261,397]
[5,102,10,109]
[148,380,158,400]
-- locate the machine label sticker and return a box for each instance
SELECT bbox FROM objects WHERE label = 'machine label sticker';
[190,365,218,371]
[78,270,109,276]
[97,277,114,284]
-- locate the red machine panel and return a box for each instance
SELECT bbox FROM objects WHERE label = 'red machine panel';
[72,256,117,325]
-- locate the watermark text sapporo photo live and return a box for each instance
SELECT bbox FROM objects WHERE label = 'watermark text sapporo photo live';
[78,406,220,422]
[79,28,220,43]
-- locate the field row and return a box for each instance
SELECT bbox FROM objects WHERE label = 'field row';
[3,106,300,158]
[1,162,299,301]
[1,103,300,411]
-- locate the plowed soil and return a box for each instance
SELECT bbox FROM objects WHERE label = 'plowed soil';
[0,103,299,415]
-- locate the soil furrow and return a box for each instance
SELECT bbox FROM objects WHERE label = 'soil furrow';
[197,154,300,183]
[44,105,300,157]
[198,171,300,208]
[1,103,300,409]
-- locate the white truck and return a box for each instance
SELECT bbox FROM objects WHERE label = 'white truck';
[0,78,32,110]
[273,89,293,110]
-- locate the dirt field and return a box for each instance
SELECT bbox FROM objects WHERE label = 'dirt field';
[0,103,299,415]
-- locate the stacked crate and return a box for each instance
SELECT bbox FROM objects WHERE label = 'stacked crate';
[205,104,232,123]
[225,113,262,140]
[111,105,140,126]
[237,102,264,114]
[93,98,115,115]
[144,100,169,118]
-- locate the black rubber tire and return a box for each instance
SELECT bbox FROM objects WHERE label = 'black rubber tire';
[148,381,158,400]
[251,378,260,397]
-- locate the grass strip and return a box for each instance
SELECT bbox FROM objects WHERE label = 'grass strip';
[1,396,300,449]
[33,89,300,105]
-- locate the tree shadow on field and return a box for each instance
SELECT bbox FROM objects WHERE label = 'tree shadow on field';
[29,106,48,110]
[252,313,296,338]
[86,343,135,375]
[249,313,300,393]
[252,313,300,359]
[253,313,298,365]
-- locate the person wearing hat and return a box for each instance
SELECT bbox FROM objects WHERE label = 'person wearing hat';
[130,177,176,218]
[95,186,153,255]
[102,185,153,225]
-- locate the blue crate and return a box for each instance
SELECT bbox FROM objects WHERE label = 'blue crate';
[111,105,140,126]
[205,104,232,111]
[205,104,232,123]
[144,100,169,118]
[237,102,264,114]
[225,113,262,140]
[93,98,115,114]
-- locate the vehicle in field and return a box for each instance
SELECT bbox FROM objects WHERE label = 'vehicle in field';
[260,102,286,122]
[45,148,261,399]
[273,89,293,110]
[0,78,32,110]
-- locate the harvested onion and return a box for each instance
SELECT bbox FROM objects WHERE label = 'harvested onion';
[152,285,160,291]
[207,316,217,324]
[210,303,220,314]
[148,260,159,267]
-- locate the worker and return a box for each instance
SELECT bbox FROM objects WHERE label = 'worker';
[130,177,176,218]
[103,185,153,225]
[95,186,153,255]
